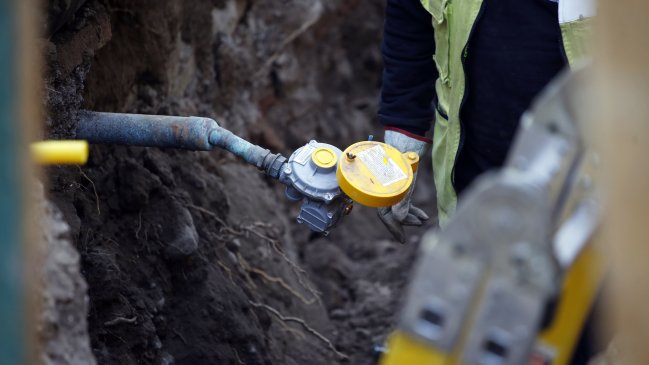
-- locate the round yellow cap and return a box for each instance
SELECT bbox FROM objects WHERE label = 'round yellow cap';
[312,147,337,169]
[336,141,418,208]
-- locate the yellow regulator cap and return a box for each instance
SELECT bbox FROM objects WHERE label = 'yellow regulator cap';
[336,141,419,208]
[312,147,337,169]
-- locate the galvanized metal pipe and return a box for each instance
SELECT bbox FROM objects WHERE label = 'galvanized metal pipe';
[76,111,287,179]
[207,125,281,173]
[76,111,216,150]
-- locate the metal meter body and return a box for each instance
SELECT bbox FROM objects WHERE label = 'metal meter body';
[278,139,419,234]
[279,140,351,234]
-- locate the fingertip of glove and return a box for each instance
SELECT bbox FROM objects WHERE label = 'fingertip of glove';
[402,214,423,226]
[411,206,430,221]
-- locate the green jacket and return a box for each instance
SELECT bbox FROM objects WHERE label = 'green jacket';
[420,0,596,225]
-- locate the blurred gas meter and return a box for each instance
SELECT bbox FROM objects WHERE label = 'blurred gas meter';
[279,139,419,234]
[74,111,419,235]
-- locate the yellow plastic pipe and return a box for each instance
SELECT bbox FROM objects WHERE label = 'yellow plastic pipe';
[31,140,89,165]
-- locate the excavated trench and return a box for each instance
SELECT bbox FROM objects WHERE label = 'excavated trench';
[39,1,437,364]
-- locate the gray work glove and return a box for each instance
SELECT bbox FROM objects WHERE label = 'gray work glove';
[377,130,431,243]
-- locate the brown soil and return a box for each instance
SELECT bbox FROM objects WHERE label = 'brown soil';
[40,1,437,364]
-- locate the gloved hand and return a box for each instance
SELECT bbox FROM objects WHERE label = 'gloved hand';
[377,130,431,243]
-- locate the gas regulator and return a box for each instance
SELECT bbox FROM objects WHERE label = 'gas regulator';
[278,139,419,234]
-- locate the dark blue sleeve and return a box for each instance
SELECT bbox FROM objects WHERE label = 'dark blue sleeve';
[379,0,437,136]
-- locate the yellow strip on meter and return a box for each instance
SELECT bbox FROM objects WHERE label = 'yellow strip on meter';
[336,141,419,208]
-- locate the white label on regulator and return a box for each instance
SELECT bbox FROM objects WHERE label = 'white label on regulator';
[358,145,407,186]
[294,145,315,165]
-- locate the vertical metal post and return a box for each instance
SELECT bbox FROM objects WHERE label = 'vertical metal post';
[0,0,25,363]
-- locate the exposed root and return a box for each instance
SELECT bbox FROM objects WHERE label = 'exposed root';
[242,222,277,243]
[233,348,246,365]
[172,328,188,345]
[187,204,242,236]
[253,1,323,79]
[77,166,101,215]
[243,222,322,304]
[216,259,235,284]
[83,232,123,275]
[104,316,137,327]
[240,260,317,305]
[188,204,321,298]
[248,301,348,360]
[278,321,307,340]
[266,240,322,304]
[242,229,322,305]
[106,329,128,344]
[236,253,259,290]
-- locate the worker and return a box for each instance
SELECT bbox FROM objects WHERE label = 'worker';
[377,0,595,243]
